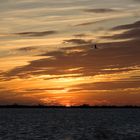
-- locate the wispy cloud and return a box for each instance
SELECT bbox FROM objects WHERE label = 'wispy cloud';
[106,29,140,40]
[2,39,140,81]
[103,20,140,40]
[84,8,119,13]
[25,88,65,92]
[0,88,41,105]
[14,30,58,37]
[70,81,140,91]
[74,18,111,26]
[74,13,130,27]
[133,0,140,3]
[63,39,93,45]
[16,46,38,52]
[112,20,140,30]
[73,33,89,38]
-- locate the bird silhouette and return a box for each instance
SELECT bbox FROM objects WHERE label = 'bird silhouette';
[91,44,98,49]
[94,44,97,49]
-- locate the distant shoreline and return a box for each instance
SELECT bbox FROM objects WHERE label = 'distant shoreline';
[0,105,140,108]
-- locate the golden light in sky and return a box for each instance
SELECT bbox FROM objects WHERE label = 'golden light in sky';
[0,0,140,106]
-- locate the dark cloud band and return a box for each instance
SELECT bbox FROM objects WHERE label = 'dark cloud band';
[14,30,58,37]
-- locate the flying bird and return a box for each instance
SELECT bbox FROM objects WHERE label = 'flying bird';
[94,44,97,49]
[91,44,98,49]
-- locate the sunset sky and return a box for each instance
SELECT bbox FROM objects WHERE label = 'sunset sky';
[0,0,140,106]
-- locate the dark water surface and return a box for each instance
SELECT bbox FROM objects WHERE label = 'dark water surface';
[0,108,140,140]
